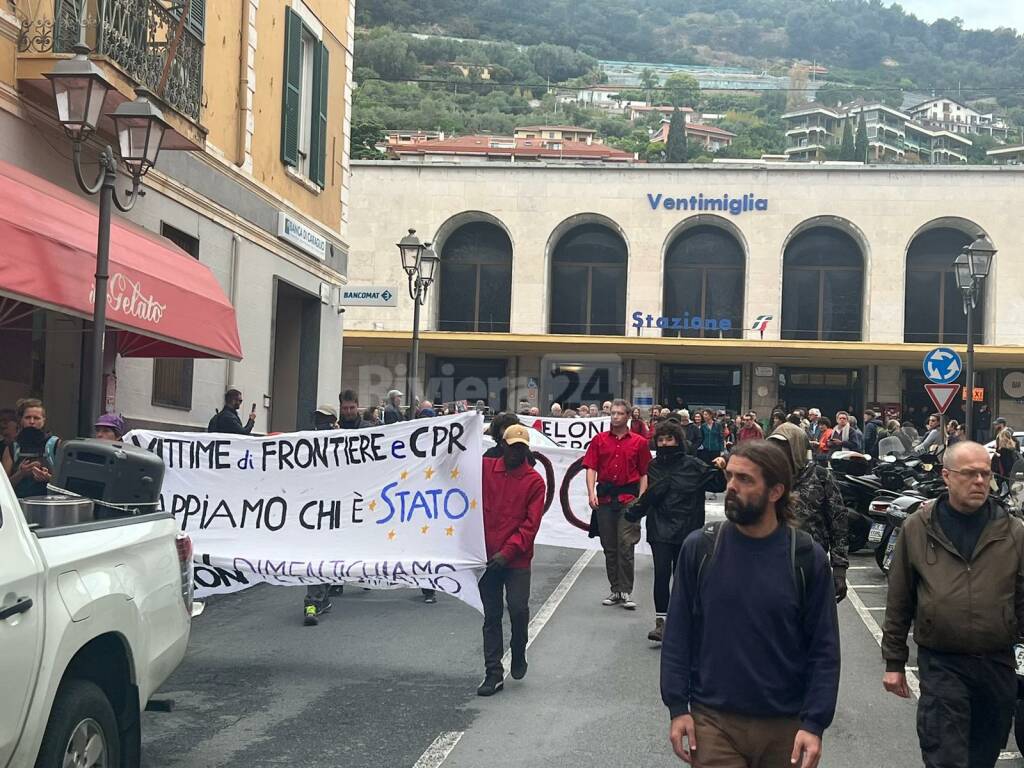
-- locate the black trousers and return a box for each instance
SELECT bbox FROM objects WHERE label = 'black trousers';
[650,540,684,615]
[479,566,531,677]
[917,647,1016,768]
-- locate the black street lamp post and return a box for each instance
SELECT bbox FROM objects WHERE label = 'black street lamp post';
[397,229,439,411]
[45,44,169,429]
[954,234,996,441]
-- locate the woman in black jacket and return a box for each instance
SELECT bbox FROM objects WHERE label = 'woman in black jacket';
[625,420,726,643]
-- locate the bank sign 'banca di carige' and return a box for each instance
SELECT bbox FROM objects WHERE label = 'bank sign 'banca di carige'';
[647,192,768,216]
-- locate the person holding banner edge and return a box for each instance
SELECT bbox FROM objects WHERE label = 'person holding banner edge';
[477,424,547,696]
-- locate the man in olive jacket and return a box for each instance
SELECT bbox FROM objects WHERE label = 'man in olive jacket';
[881,441,1024,768]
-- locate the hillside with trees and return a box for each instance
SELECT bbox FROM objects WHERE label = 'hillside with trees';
[352,1,1024,163]
[356,0,1024,113]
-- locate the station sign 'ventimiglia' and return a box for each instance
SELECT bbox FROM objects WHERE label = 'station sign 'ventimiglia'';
[646,192,769,216]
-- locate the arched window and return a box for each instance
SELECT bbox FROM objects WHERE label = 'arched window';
[904,228,982,344]
[549,223,627,335]
[781,226,864,341]
[438,222,512,332]
[662,225,744,338]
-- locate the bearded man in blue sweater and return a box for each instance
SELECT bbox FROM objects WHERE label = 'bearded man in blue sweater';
[661,440,840,767]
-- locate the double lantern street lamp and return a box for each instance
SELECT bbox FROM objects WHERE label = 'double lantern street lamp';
[953,234,996,442]
[397,229,440,410]
[45,44,170,429]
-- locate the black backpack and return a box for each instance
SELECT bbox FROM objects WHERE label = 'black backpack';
[690,521,817,618]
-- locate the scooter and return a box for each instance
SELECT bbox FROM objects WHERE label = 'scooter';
[829,451,878,553]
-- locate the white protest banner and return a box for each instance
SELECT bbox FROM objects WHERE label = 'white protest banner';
[518,415,611,449]
[126,413,487,612]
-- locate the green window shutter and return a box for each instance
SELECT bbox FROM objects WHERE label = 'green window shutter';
[310,41,330,188]
[188,0,205,40]
[280,7,302,167]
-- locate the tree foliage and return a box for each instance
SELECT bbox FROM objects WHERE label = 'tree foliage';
[665,108,687,162]
[839,118,855,160]
[854,115,869,162]
[663,73,700,108]
[356,0,1024,113]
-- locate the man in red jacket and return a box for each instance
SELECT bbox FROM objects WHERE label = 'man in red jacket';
[477,423,547,697]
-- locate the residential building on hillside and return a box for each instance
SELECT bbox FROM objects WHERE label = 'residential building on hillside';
[514,126,599,144]
[627,105,694,122]
[651,120,736,152]
[559,85,627,111]
[3,0,353,436]
[385,134,634,164]
[908,97,1011,140]
[783,103,972,164]
[383,130,446,145]
[988,145,1024,165]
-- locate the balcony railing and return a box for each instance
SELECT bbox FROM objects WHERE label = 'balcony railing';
[16,0,203,122]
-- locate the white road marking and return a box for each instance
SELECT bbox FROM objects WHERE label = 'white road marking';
[846,585,921,698]
[413,732,465,768]
[846,584,887,589]
[847,566,872,570]
[414,549,597,768]
[998,751,1022,761]
[501,549,597,677]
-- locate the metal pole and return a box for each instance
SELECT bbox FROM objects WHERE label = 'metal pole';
[410,280,421,413]
[89,166,115,427]
[965,291,975,442]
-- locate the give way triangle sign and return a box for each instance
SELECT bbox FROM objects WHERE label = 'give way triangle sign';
[925,383,960,414]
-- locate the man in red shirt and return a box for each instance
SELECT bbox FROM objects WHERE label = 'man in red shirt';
[583,398,651,610]
[477,424,547,697]
[737,411,765,443]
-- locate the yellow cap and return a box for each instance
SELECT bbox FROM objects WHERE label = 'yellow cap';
[502,424,531,446]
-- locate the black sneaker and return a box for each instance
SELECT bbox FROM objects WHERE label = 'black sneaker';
[510,654,528,680]
[476,674,504,696]
[648,617,665,643]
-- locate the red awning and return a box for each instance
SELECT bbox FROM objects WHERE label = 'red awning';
[0,161,242,360]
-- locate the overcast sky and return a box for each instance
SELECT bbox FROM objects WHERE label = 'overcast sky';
[892,0,1024,31]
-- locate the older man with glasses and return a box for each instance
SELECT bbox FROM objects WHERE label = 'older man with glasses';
[882,441,1024,768]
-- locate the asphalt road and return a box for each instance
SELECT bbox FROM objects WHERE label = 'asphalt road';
[141,511,1024,768]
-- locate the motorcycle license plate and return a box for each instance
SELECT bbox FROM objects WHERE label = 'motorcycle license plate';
[882,533,898,570]
[1016,644,1024,677]
[868,523,885,543]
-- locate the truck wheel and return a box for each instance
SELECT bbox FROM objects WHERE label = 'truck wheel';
[34,678,120,768]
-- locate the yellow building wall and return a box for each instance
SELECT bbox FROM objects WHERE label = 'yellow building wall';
[0,7,19,89]
[249,0,350,236]
[200,0,244,159]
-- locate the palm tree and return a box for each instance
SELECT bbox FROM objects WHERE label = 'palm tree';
[640,68,659,105]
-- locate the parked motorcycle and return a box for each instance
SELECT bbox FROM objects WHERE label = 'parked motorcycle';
[829,451,878,554]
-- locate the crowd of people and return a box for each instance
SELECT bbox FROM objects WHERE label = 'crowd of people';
[7,384,1024,766]
[1,398,126,499]
[481,398,1024,767]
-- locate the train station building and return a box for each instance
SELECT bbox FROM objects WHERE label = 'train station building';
[341,160,1024,426]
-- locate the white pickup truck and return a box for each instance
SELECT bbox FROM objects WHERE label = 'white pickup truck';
[0,442,192,768]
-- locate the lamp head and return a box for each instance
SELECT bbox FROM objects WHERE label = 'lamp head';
[966,233,996,280]
[109,89,169,179]
[397,228,424,276]
[419,243,439,287]
[44,44,113,141]
[953,251,973,292]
